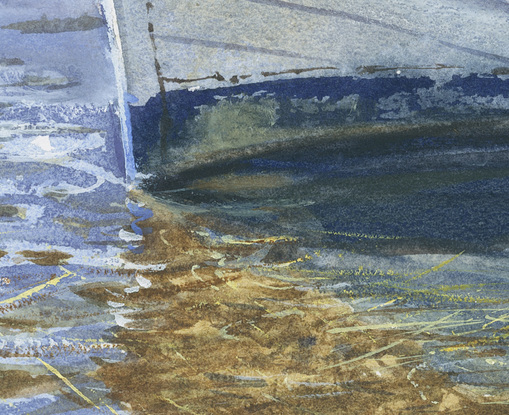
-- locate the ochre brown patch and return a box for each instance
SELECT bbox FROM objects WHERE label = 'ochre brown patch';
[71,282,130,307]
[0,316,40,331]
[89,191,507,414]
[0,370,58,399]
[16,250,72,266]
[192,173,293,192]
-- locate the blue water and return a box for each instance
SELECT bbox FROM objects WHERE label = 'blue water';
[154,129,509,256]
[0,102,132,415]
[133,74,509,254]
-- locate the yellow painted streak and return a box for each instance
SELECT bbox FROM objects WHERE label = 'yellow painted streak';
[444,327,509,350]
[263,393,281,402]
[273,255,311,267]
[249,322,265,334]
[163,397,200,414]
[367,298,400,312]
[404,251,464,284]
[321,339,406,371]
[105,404,120,415]
[293,267,411,279]
[159,229,171,246]
[254,301,271,314]
[391,354,425,361]
[252,281,294,290]
[268,274,308,282]
[446,314,509,340]
[175,350,195,369]
[315,229,401,240]
[380,358,424,371]
[327,318,481,334]
[435,283,487,292]
[263,307,305,318]
[450,327,484,337]
[431,320,484,331]
[366,282,493,304]
[483,313,509,330]
[221,235,298,245]
[36,358,100,409]
[38,358,121,414]
[321,311,460,370]
[409,288,495,304]
[441,345,471,352]
[0,266,76,305]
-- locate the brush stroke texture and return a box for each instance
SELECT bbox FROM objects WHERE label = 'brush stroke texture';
[246,0,509,65]
[156,34,337,64]
[1,14,104,34]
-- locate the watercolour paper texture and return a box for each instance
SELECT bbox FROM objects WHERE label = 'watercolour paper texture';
[0,0,508,413]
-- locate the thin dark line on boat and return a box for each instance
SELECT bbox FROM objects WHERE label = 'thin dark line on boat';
[146,2,172,162]
[357,64,463,74]
[162,67,337,85]
[246,0,509,65]
[156,34,335,63]
[438,41,509,66]
[245,0,418,35]
[162,72,226,84]
[262,66,337,77]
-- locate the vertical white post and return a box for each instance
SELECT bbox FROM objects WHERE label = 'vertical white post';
[100,0,137,183]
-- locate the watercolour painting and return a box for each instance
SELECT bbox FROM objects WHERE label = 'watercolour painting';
[1,0,509,413]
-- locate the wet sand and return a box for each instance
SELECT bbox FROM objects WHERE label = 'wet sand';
[90,190,507,414]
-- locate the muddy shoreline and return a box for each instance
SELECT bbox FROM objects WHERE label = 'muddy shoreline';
[92,191,506,414]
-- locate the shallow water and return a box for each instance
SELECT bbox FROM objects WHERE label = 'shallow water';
[0,101,136,414]
[152,128,509,392]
